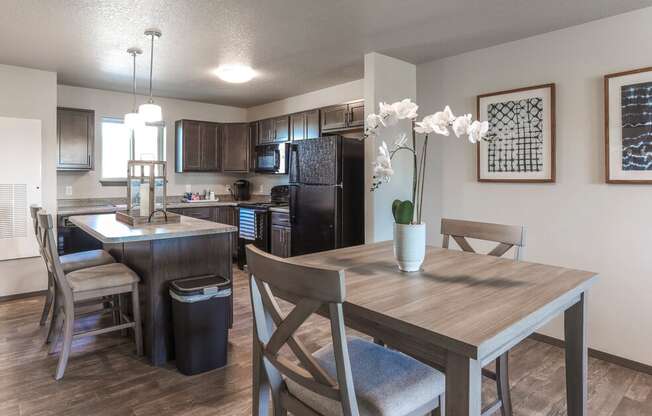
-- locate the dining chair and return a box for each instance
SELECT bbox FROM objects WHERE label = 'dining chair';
[441,217,526,416]
[38,212,143,380]
[246,244,446,416]
[29,206,116,329]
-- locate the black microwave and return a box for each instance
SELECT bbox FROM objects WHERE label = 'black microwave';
[254,143,289,174]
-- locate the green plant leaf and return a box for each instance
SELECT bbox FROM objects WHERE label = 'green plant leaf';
[394,200,414,224]
[392,199,401,220]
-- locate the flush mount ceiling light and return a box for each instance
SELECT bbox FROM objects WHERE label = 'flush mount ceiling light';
[215,64,256,83]
[138,28,163,122]
[124,47,144,130]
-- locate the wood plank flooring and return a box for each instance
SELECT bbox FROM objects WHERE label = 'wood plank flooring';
[0,268,650,415]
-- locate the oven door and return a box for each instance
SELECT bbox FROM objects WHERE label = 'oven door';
[254,143,288,174]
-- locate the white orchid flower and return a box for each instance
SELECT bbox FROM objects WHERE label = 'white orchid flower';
[378,102,399,127]
[467,120,489,143]
[452,114,472,138]
[367,113,383,131]
[392,133,409,150]
[414,114,436,134]
[373,141,394,181]
[391,99,419,120]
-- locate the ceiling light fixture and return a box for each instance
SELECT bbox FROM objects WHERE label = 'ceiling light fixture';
[124,47,144,130]
[138,28,163,122]
[215,64,256,83]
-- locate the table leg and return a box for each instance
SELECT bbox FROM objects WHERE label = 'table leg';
[565,292,588,416]
[252,326,270,416]
[446,351,482,416]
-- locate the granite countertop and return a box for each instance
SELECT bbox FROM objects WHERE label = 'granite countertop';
[69,213,237,244]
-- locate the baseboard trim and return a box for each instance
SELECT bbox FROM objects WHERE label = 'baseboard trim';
[529,333,652,376]
[0,290,47,303]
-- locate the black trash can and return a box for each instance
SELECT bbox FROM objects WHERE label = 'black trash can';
[170,275,231,375]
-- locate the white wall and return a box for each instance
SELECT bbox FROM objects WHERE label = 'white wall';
[246,79,363,121]
[364,53,417,242]
[417,8,652,365]
[0,64,56,296]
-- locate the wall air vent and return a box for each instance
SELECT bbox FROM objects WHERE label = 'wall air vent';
[0,184,27,239]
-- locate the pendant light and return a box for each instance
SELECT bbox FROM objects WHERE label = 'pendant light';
[138,28,162,122]
[124,47,144,130]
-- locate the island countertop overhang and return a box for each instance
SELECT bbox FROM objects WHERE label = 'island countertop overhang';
[69,213,238,244]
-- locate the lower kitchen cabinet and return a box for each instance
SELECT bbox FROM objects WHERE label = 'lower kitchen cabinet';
[270,212,291,258]
[168,206,239,259]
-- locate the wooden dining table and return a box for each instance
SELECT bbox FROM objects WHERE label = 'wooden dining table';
[252,242,599,416]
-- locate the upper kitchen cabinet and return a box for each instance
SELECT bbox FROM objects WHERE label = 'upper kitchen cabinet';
[273,116,290,142]
[290,109,320,141]
[249,122,258,171]
[175,119,223,172]
[320,100,364,133]
[57,107,94,171]
[258,116,290,144]
[222,123,250,173]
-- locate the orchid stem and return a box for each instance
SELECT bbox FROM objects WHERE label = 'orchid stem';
[411,120,417,223]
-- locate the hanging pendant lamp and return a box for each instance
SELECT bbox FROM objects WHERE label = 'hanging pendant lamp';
[124,47,144,130]
[138,28,162,122]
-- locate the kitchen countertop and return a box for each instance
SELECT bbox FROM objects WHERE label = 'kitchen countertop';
[69,213,237,244]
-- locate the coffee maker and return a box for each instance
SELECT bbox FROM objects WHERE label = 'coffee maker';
[231,179,250,201]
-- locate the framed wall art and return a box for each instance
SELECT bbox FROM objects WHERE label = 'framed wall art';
[476,84,556,182]
[605,66,652,184]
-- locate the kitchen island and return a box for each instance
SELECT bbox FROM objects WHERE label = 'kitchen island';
[70,213,237,366]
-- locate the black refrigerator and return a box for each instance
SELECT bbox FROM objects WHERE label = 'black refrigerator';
[289,136,365,256]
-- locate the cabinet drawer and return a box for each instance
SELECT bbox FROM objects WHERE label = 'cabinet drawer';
[177,207,215,221]
[271,212,290,227]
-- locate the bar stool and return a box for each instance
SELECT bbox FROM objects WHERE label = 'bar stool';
[29,206,115,330]
[38,213,143,380]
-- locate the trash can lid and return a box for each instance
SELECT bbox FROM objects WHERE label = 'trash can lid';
[170,275,230,297]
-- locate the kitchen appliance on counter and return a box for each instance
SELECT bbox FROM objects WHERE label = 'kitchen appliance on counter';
[289,136,364,256]
[254,142,289,174]
[237,185,289,268]
[231,179,251,201]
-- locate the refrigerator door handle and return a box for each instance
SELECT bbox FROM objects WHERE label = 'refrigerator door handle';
[289,184,298,225]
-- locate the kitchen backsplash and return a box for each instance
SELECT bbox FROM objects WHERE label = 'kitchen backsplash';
[57,172,288,200]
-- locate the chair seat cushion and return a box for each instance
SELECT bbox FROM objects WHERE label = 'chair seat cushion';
[286,336,445,416]
[61,249,115,273]
[66,263,140,293]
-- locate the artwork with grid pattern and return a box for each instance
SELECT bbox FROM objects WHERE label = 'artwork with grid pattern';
[486,98,544,173]
[621,81,652,171]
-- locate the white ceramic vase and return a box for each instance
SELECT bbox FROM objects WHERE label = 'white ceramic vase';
[393,222,426,272]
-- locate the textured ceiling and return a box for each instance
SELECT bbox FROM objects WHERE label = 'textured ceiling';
[0,0,651,107]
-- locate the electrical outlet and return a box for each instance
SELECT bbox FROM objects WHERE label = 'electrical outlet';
[65,186,73,196]
[185,184,191,193]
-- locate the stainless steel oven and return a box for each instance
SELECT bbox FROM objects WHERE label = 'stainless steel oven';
[254,143,289,174]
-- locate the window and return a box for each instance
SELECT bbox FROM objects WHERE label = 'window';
[101,117,166,182]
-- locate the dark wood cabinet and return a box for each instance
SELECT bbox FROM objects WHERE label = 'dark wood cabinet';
[273,116,290,142]
[348,101,365,127]
[168,205,239,259]
[306,109,320,138]
[258,119,274,144]
[200,123,222,171]
[270,212,291,258]
[57,107,94,171]
[222,123,249,173]
[320,104,348,132]
[249,122,258,171]
[290,109,321,141]
[175,120,223,172]
[259,116,290,143]
[321,100,365,132]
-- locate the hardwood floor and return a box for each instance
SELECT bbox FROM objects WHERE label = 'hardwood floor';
[1,268,650,416]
